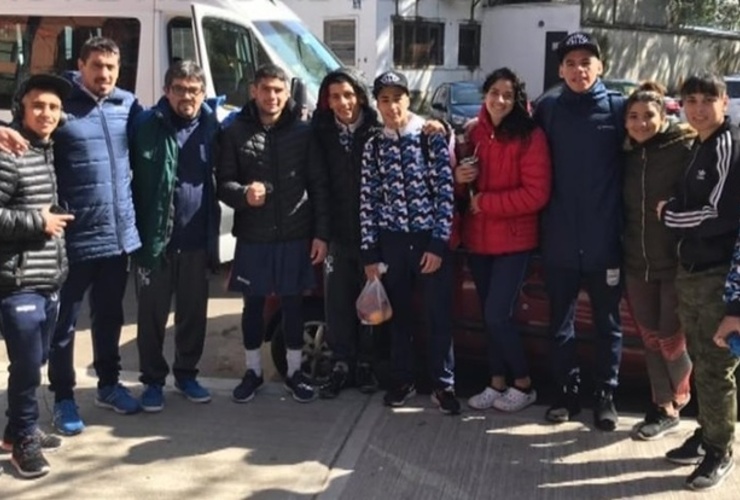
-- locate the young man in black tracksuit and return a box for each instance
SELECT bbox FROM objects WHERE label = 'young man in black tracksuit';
[658,73,740,491]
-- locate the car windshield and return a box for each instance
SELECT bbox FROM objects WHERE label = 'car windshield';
[451,85,482,105]
[253,20,341,103]
[726,80,740,98]
[604,80,638,96]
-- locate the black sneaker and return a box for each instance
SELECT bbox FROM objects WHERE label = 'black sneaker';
[356,363,378,394]
[11,435,50,479]
[686,448,735,491]
[545,385,581,423]
[594,388,618,432]
[285,371,316,403]
[319,363,349,399]
[383,384,416,407]
[633,406,679,441]
[431,387,461,415]
[232,369,264,403]
[666,428,705,465]
[2,427,62,453]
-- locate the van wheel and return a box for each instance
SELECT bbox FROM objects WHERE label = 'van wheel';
[270,301,332,382]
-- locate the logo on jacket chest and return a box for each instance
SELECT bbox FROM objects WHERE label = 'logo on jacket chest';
[696,169,706,181]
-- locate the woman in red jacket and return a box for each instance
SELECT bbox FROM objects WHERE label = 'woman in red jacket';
[458,67,551,412]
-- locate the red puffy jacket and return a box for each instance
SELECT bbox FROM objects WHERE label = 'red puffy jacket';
[459,108,552,255]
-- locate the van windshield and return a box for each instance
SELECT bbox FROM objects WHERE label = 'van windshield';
[253,20,341,101]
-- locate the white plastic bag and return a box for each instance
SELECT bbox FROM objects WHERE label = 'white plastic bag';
[356,276,393,325]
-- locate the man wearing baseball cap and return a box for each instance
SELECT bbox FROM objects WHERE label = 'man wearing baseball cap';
[360,70,459,414]
[534,32,627,431]
[0,74,75,478]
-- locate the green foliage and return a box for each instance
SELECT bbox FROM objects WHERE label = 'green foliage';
[670,0,740,31]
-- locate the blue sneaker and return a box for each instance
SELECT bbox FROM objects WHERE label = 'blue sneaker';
[53,400,85,436]
[95,384,142,414]
[141,385,165,413]
[175,378,211,404]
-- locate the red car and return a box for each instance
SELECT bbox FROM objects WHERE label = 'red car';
[266,249,647,383]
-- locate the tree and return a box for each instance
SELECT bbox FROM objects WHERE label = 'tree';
[670,0,740,31]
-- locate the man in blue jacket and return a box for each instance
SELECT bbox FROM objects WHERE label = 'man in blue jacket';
[534,32,626,431]
[47,37,143,433]
[130,60,220,412]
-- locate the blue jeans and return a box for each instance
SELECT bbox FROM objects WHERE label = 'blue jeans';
[467,252,530,380]
[0,291,58,439]
[48,254,129,400]
[379,231,455,389]
[545,266,623,390]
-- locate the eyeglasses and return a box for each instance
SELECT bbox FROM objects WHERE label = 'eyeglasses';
[170,84,204,97]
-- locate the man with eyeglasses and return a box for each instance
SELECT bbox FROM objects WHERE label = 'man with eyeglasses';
[129,60,221,413]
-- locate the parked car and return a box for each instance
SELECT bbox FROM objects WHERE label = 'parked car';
[724,75,740,126]
[429,81,482,132]
[602,78,639,96]
[265,250,647,388]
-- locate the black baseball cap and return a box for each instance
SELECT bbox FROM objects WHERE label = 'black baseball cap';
[557,32,601,62]
[17,74,72,101]
[372,70,409,98]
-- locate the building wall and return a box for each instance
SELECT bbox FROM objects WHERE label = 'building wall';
[284,0,487,107]
[481,2,580,97]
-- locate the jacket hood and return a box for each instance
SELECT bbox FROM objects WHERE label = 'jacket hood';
[313,67,377,126]
[560,78,609,104]
[381,113,425,139]
[152,96,216,124]
[624,121,697,152]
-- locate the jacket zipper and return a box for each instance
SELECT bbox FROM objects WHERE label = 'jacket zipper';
[99,101,124,251]
[45,145,64,275]
[640,148,649,281]
[676,146,701,261]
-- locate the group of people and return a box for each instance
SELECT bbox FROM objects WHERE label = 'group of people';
[0,30,738,492]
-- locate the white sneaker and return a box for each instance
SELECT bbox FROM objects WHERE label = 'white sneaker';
[467,387,506,410]
[493,387,537,413]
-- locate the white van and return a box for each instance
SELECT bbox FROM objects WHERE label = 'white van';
[0,0,342,262]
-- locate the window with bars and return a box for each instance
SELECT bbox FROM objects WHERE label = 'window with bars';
[392,18,444,68]
[323,19,356,67]
[458,23,481,68]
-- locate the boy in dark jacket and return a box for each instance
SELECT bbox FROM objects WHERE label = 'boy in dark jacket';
[534,32,626,431]
[130,60,221,412]
[0,74,74,478]
[312,68,383,398]
[360,71,458,414]
[217,64,329,404]
[658,73,740,491]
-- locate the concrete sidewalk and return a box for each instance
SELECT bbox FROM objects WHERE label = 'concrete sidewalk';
[0,369,738,499]
[0,275,738,498]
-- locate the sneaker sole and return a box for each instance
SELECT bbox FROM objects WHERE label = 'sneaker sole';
[493,398,537,413]
[94,399,141,415]
[141,404,164,413]
[686,461,735,491]
[11,457,50,479]
[284,384,316,403]
[232,388,261,404]
[666,455,705,466]
[631,422,680,441]
[175,387,212,404]
[430,394,461,415]
[53,423,84,436]
[385,389,417,408]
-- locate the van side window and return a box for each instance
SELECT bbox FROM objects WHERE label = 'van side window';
[0,16,140,110]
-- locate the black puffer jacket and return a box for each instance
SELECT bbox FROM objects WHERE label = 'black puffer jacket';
[312,68,382,247]
[623,122,695,281]
[217,100,329,243]
[0,131,68,293]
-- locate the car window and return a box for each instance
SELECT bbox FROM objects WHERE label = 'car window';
[726,80,740,99]
[451,85,481,105]
[431,86,444,105]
